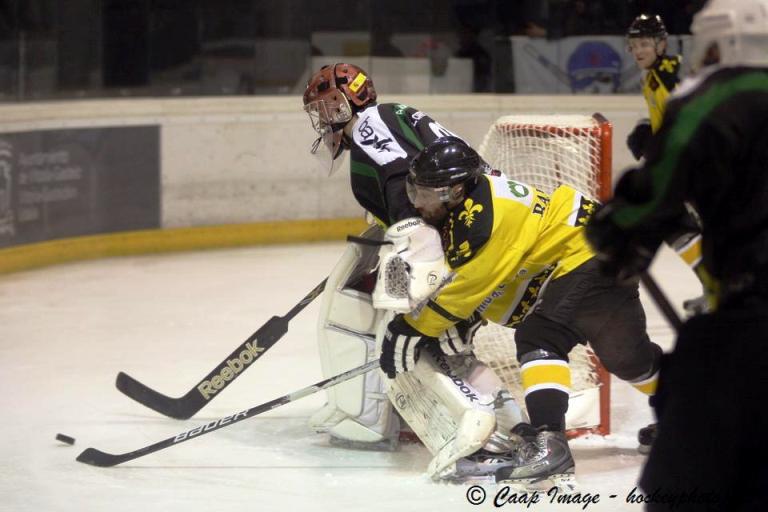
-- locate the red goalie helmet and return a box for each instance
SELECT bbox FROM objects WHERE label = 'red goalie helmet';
[303,64,377,172]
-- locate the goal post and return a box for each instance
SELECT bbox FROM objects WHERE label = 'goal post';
[474,113,613,436]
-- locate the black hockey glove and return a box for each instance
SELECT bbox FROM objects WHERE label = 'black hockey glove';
[627,119,652,161]
[437,312,486,356]
[380,314,433,379]
[585,203,657,284]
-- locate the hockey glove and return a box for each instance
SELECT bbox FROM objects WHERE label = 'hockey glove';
[438,312,486,356]
[627,119,652,161]
[585,203,657,284]
[380,314,432,379]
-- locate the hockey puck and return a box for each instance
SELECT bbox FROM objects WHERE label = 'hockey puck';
[55,433,75,445]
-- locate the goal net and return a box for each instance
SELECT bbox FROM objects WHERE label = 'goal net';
[473,113,612,435]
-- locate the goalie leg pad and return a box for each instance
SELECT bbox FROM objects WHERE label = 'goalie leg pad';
[310,228,400,447]
[383,345,498,480]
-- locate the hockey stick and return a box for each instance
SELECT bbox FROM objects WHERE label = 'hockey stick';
[640,272,683,332]
[78,359,380,467]
[115,278,328,419]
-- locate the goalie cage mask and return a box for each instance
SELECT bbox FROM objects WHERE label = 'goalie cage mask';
[303,63,378,173]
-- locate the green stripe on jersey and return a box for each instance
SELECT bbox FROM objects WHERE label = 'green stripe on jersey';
[351,160,379,178]
[614,72,768,228]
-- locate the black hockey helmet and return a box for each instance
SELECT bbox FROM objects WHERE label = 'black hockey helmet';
[409,136,484,188]
[406,136,485,210]
[627,14,668,40]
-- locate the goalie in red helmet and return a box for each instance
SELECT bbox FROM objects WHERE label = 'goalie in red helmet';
[302,64,531,481]
[303,63,378,171]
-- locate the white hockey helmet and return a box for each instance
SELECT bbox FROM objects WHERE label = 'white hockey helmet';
[690,0,768,70]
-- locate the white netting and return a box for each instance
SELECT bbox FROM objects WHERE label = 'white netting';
[473,113,611,432]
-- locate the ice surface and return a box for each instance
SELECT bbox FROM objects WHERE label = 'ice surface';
[0,242,699,512]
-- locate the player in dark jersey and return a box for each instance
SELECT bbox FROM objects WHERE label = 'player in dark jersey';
[587,1,768,507]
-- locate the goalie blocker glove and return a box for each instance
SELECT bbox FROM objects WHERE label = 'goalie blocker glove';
[380,314,434,379]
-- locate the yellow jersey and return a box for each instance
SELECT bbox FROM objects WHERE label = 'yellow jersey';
[643,54,682,133]
[405,173,598,337]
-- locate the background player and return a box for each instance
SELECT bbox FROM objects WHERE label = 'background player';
[586,0,768,507]
[626,13,709,316]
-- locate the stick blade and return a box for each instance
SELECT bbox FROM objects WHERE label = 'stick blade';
[115,372,199,420]
[76,447,124,467]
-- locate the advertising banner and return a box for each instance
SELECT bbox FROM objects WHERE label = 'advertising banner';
[511,35,693,94]
[0,126,160,248]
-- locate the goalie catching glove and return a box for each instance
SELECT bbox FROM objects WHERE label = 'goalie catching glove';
[380,313,486,379]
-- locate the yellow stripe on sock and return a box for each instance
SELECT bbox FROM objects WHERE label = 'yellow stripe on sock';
[521,360,571,393]
[677,237,702,267]
[631,372,659,395]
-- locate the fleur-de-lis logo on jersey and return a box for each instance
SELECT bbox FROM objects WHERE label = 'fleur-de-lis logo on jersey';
[575,197,598,226]
[458,198,483,227]
[659,58,676,73]
[458,240,472,260]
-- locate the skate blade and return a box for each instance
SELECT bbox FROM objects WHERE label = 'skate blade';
[439,473,496,485]
[329,435,399,452]
[498,470,578,492]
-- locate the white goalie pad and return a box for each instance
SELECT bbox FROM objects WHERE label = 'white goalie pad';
[386,345,494,480]
[372,218,449,313]
[310,226,399,447]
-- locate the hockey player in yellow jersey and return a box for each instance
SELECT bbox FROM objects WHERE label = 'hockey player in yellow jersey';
[378,137,663,487]
[626,13,682,149]
[627,14,707,315]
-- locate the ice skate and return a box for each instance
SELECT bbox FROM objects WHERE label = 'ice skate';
[495,427,577,491]
[637,423,657,455]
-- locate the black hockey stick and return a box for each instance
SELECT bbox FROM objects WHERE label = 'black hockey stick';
[640,272,683,332]
[78,359,380,467]
[115,278,328,419]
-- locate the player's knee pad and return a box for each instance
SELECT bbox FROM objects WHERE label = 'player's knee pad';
[597,333,662,385]
[515,313,579,362]
[310,226,399,447]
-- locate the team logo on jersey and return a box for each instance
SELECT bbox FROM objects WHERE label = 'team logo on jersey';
[659,58,676,74]
[575,197,597,226]
[357,117,393,153]
[507,267,554,326]
[458,198,483,227]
